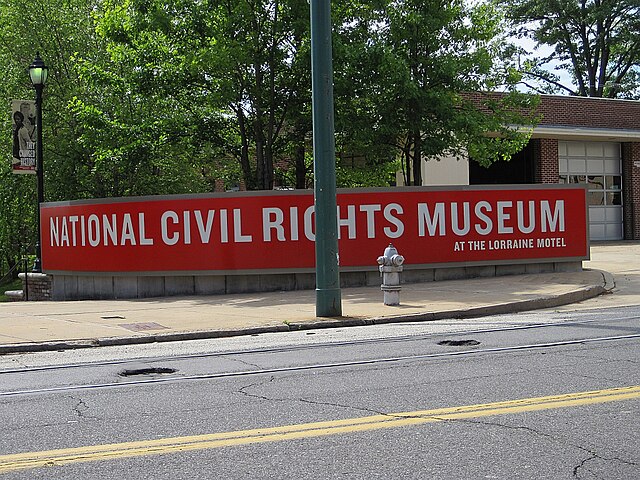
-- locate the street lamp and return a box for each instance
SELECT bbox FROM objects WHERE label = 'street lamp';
[28,53,48,273]
[310,0,342,317]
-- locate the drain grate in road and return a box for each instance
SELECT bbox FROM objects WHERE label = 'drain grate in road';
[119,367,177,377]
[437,339,481,347]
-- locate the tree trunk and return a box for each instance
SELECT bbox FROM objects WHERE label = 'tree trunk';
[295,142,306,189]
[403,141,412,186]
[412,128,422,186]
[236,108,253,190]
[4,256,18,280]
[264,142,274,190]
[254,114,269,190]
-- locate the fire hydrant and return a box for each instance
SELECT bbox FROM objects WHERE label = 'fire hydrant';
[377,243,405,306]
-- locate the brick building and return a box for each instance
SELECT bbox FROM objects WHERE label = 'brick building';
[423,95,640,241]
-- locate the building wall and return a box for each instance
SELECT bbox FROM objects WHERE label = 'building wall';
[423,154,469,185]
[533,138,559,184]
[465,92,640,130]
[536,96,640,130]
[429,94,640,239]
[622,142,640,240]
[506,95,640,240]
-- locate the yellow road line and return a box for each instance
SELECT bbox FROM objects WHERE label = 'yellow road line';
[1,385,638,473]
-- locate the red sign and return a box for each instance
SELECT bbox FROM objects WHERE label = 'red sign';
[40,186,588,274]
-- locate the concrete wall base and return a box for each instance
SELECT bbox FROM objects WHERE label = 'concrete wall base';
[48,261,582,301]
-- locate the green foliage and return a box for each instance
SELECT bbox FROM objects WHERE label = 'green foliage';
[94,0,314,191]
[501,0,640,98]
[336,160,401,189]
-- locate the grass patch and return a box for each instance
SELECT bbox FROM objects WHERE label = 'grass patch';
[0,279,22,302]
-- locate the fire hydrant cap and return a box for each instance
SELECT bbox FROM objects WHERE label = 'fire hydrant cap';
[383,244,398,259]
[391,254,405,266]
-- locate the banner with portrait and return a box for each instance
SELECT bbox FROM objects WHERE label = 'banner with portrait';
[11,99,36,174]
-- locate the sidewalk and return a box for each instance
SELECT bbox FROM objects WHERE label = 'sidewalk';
[1,241,637,355]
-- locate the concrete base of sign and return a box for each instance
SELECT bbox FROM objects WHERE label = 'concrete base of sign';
[46,261,582,301]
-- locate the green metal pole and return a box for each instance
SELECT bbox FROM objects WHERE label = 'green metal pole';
[32,84,44,273]
[310,0,342,317]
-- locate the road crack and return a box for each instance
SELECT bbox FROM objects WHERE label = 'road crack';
[438,417,637,478]
[236,376,281,401]
[573,452,599,479]
[572,448,638,479]
[227,355,262,370]
[69,396,98,420]
[235,377,389,416]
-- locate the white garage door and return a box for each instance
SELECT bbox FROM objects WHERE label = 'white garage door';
[559,141,623,241]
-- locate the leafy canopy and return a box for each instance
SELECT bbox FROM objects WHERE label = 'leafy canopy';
[501,0,640,98]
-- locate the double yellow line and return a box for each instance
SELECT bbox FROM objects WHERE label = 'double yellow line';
[1,385,639,473]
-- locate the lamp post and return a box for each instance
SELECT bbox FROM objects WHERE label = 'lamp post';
[310,0,342,317]
[28,53,48,273]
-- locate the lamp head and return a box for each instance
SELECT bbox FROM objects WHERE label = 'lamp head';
[28,53,49,86]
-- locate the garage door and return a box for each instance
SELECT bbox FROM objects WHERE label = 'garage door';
[558,141,623,241]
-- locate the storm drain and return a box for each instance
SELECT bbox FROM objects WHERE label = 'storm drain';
[437,339,481,347]
[118,367,177,377]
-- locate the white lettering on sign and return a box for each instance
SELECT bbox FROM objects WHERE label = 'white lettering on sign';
[161,211,179,245]
[88,214,100,247]
[537,237,567,248]
[541,200,565,232]
[488,238,535,250]
[263,207,285,242]
[418,200,565,237]
[497,201,513,234]
[290,207,299,241]
[451,202,470,236]
[360,204,382,238]
[384,203,404,238]
[418,202,445,236]
[47,199,568,249]
[304,205,315,241]
[50,212,156,248]
[234,209,253,243]
[260,206,316,242]
[475,201,493,235]
[517,201,535,234]
[103,214,117,246]
[338,205,357,240]
[195,210,215,243]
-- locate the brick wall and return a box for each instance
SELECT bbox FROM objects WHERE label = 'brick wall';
[532,138,559,184]
[622,142,640,240]
[464,92,640,130]
[19,273,52,301]
[537,96,640,130]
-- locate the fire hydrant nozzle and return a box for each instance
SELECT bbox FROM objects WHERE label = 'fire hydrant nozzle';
[377,244,404,306]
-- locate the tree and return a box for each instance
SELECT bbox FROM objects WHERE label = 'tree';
[333,0,537,186]
[95,0,314,191]
[501,0,640,98]
[0,0,100,269]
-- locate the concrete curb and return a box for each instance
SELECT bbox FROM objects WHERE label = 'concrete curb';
[589,268,616,292]
[0,280,607,356]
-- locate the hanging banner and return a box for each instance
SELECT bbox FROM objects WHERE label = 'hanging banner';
[40,185,589,274]
[11,100,36,174]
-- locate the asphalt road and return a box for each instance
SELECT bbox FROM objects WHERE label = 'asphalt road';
[0,306,638,479]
